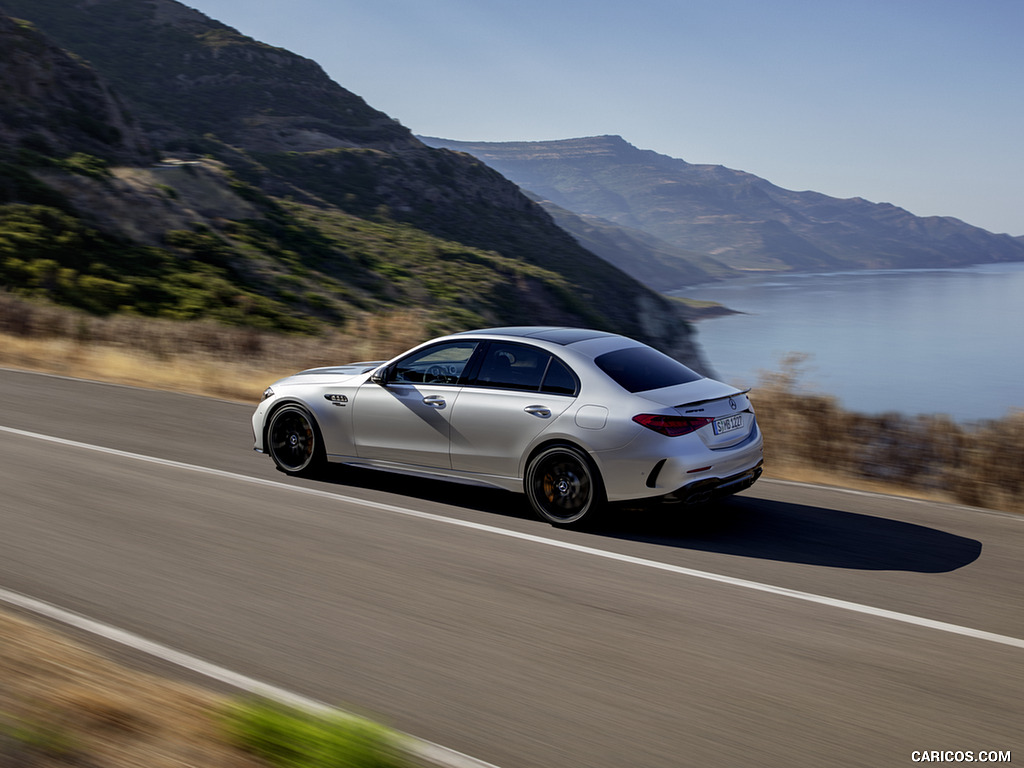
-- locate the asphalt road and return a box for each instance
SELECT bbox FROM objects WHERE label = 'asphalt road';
[1,367,1021,767]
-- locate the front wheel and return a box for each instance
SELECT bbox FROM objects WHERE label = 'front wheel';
[266,405,325,476]
[525,445,604,526]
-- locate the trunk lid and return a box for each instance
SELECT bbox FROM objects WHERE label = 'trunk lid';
[640,379,757,448]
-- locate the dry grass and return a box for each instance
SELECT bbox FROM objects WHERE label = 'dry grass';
[0,330,290,403]
[0,610,266,767]
[0,291,434,403]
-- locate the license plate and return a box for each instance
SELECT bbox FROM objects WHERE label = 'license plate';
[713,414,744,435]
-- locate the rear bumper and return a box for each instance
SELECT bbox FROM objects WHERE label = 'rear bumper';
[598,418,764,502]
[663,462,763,505]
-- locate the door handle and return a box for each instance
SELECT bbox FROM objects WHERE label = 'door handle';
[423,395,446,408]
[524,405,551,418]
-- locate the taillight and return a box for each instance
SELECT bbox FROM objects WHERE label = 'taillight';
[632,413,713,437]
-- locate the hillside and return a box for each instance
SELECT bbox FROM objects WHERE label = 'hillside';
[527,193,734,290]
[0,0,415,154]
[0,1,705,364]
[420,135,1024,280]
[0,15,152,166]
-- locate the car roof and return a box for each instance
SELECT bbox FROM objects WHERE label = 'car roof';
[455,326,623,346]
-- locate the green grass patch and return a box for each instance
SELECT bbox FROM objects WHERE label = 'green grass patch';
[224,698,410,768]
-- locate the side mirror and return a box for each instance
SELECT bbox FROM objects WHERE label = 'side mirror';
[370,366,390,386]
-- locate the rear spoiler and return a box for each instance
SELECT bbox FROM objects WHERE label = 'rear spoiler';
[675,388,751,409]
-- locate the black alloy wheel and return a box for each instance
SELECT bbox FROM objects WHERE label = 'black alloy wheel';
[525,444,604,526]
[267,405,324,476]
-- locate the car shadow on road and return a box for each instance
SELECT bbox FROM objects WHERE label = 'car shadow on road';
[313,467,981,573]
[314,465,536,520]
[591,495,983,573]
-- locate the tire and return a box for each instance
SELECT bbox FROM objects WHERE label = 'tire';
[525,444,604,526]
[266,405,325,476]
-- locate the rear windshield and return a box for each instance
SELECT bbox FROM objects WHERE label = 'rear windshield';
[594,346,703,393]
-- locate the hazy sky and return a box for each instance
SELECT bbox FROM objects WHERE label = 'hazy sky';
[182,0,1023,236]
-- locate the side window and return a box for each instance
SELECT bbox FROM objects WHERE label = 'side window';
[469,342,579,395]
[473,342,548,392]
[391,342,478,385]
[541,357,578,395]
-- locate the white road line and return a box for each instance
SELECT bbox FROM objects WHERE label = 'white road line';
[3,423,1024,653]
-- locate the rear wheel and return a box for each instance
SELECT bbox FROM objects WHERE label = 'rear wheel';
[525,445,604,526]
[266,405,325,476]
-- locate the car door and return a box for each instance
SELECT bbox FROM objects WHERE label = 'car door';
[351,340,480,469]
[449,341,578,478]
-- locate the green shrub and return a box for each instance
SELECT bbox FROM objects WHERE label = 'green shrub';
[56,152,111,179]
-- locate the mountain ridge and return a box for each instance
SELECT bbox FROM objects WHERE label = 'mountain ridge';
[419,134,1024,282]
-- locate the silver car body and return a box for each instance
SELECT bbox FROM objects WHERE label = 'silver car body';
[252,327,763,519]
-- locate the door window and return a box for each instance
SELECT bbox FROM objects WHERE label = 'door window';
[470,342,579,395]
[473,342,546,390]
[392,342,478,385]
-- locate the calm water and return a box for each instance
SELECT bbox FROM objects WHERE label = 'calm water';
[674,262,1024,422]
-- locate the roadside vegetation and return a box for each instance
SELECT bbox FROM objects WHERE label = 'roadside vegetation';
[0,289,428,400]
[224,699,409,768]
[0,169,571,337]
[754,352,1024,515]
[0,611,414,767]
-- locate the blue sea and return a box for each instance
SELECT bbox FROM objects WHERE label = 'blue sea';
[673,262,1024,422]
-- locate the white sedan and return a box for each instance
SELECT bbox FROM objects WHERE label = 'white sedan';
[252,327,763,526]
